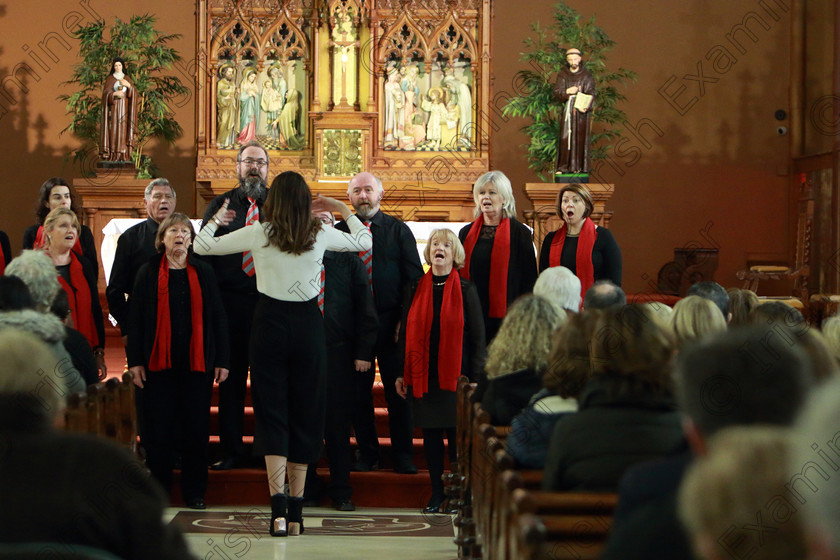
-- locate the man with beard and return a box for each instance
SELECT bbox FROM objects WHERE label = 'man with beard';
[336,172,424,474]
[554,48,595,175]
[201,140,269,470]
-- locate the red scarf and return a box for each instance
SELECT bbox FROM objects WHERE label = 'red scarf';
[461,215,510,318]
[57,253,99,348]
[405,270,464,397]
[0,242,5,275]
[36,225,83,257]
[549,217,597,300]
[149,256,206,373]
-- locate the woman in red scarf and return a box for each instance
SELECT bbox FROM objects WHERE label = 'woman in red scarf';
[458,171,538,344]
[127,213,230,510]
[396,228,486,513]
[41,207,106,378]
[24,177,98,267]
[538,184,622,302]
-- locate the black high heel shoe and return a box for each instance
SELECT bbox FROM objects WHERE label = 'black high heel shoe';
[423,495,445,514]
[269,493,288,537]
[287,496,305,536]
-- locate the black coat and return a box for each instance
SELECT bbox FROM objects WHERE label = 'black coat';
[542,376,683,492]
[481,368,543,425]
[106,217,160,334]
[127,253,230,373]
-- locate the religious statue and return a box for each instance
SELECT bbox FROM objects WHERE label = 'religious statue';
[554,48,595,174]
[442,68,473,148]
[260,79,285,141]
[401,66,420,142]
[237,68,260,144]
[329,8,360,108]
[383,67,403,148]
[278,88,302,149]
[216,64,238,149]
[420,87,448,150]
[100,57,138,162]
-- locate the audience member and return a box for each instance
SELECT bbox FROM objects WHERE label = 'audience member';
[679,426,806,560]
[4,251,85,395]
[671,295,727,346]
[543,305,683,491]
[480,295,565,425]
[822,316,840,365]
[533,265,581,312]
[641,301,674,333]
[687,281,730,322]
[582,279,625,310]
[50,289,99,386]
[791,377,840,560]
[0,330,196,559]
[726,287,759,326]
[506,311,596,469]
[601,326,814,560]
[750,300,806,328]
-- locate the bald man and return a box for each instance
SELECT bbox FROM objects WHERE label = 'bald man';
[336,172,424,474]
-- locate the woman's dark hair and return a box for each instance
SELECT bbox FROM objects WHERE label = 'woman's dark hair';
[0,275,35,311]
[543,311,598,399]
[262,171,322,255]
[35,177,82,224]
[50,288,71,320]
[109,57,127,75]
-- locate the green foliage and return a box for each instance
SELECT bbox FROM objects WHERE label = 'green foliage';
[502,2,636,180]
[58,14,190,177]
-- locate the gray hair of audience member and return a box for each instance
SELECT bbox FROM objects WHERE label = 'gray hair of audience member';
[680,426,807,560]
[822,316,840,365]
[674,326,813,438]
[143,177,176,199]
[471,170,516,219]
[583,279,626,310]
[791,377,840,556]
[727,288,759,327]
[687,281,730,320]
[484,294,566,379]
[533,267,581,312]
[5,250,61,312]
[0,329,67,424]
[750,301,806,329]
[671,295,728,346]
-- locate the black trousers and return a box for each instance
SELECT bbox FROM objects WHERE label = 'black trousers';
[142,369,213,502]
[352,326,414,464]
[250,295,326,463]
[422,427,456,502]
[217,292,257,458]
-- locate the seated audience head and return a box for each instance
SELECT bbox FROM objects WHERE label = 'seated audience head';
[533,266,581,312]
[797,328,840,383]
[471,170,516,219]
[0,329,67,426]
[679,426,806,560]
[642,301,674,333]
[485,294,566,379]
[423,228,465,269]
[50,288,71,324]
[674,326,812,452]
[583,279,626,310]
[589,304,675,396]
[822,316,840,365]
[791,377,840,559]
[0,275,35,311]
[5,250,61,312]
[543,310,598,399]
[687,281,730,322]
[727,288,759,327]
[35,177,81,224]
[750,301,806,330]
[671,295,728,346]
[144,178,177,224]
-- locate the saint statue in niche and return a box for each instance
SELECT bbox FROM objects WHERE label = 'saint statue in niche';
[216,64,238,149]
[100,57,137,162]
[554,48,595,174]
[383,66,403,148]
[237,68,260,144]
[442,67,472,148]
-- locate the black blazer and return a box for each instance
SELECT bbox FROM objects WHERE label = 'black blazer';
[126,253,230,373]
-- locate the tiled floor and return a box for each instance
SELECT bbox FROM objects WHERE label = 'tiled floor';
[165,506,458,559]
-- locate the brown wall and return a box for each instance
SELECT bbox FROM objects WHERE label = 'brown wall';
[0,0,793,293]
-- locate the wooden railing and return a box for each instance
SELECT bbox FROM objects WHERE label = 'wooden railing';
[63,372,137,455]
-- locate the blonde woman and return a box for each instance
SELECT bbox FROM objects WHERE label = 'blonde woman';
[395,228,485,513]
[671,295,727,346]
[480,294,566,425]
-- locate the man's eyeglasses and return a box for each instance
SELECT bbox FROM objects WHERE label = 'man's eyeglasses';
[238,158,268,168]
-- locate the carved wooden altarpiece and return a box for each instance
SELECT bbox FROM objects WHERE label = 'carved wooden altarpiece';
[196,0,491,221]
